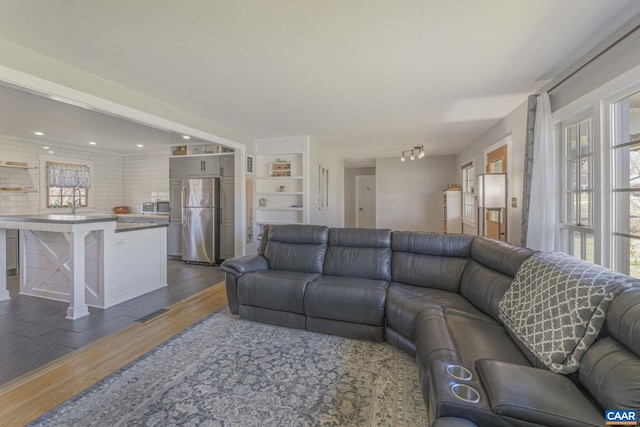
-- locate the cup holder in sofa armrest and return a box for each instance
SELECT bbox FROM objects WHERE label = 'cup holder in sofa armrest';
[476,359,604,427]
[450,384,480,403]
[446,364,473,381]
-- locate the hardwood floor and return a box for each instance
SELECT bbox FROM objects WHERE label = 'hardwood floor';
[0,260,227,426]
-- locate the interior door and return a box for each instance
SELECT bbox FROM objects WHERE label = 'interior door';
[355,175,376,228]
[486,145,507,240]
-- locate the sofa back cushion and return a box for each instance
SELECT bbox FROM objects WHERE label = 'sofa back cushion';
[579,337,640,411]
[460,237,535,321]
[391,232,473,292]
[606,286,640,355]
[264,224,329,274]
[323,228,391,280]
[579,287,640,410]
[468,236,535,277]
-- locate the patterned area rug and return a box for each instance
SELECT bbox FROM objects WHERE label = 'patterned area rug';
[31,307,427,426]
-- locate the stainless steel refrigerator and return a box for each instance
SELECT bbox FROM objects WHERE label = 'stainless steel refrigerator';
[182,178,220,264]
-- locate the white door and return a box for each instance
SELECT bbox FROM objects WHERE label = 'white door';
[355,175,376,228]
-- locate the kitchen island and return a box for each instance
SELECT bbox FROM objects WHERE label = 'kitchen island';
[0,214,167,319]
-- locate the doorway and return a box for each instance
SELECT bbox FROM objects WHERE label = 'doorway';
[485,144,507,240]
[355,175,376,228]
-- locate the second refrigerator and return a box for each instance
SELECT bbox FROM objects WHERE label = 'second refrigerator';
[182,178,220,264]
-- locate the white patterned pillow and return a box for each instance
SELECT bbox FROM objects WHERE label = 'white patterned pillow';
[498,252,633,374]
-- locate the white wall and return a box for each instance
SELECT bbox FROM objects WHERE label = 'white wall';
[344,167,375,227]
[308,138,345,227]
[550,16,640,112]
[0,137,123,215]
[455,100,528,245]
[375,156,457,232]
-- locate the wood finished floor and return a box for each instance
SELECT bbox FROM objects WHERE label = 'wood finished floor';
[0,280,228,426]
[0,260,225,385]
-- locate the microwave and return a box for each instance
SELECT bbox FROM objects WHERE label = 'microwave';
[141,201,170,214]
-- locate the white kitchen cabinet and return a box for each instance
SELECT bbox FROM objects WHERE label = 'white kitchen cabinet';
[188,156,220,177]
[116,215,171,258]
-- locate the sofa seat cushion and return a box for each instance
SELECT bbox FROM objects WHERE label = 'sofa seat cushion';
[415,307,530,374]
[477,359,603,427]
[306,317,386,341]
[386,283,487,343]
[238,269,321,314]
[304,275,389,326]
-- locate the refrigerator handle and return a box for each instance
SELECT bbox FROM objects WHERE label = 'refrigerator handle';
[181,186,187,227]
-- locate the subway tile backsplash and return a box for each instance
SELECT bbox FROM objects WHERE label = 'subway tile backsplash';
[0,137,170,216]
[123,154,170,212]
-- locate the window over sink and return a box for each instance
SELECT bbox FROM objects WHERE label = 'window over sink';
[39,155,95,211]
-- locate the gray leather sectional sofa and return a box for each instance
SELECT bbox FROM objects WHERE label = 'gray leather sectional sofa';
[221,224,640,427]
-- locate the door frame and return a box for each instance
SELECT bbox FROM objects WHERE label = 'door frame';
[484,135,512,240]
[355,175,375,228]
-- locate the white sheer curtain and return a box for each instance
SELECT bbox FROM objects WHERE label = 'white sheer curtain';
[526,92,556,251]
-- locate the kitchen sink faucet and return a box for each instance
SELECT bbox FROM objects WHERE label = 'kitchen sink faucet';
[71,186,81,215]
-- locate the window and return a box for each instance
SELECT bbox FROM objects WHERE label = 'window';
[612,90,640,277]
[560,116,595,262]
[46,186,88,208]
[555,70,640,277]
[44,161,91,209]
[461,161,475,223]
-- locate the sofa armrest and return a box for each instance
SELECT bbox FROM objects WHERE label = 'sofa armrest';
[221,255,268,276]
[476,359,603,427]
[221,255,269,315]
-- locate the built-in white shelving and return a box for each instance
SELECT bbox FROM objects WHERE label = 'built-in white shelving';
[0,161,38,193]
[254,137,309,240]
[0,163,37,170]
[443,187,462,234]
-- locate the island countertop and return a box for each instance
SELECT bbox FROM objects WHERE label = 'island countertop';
[0,214,117,224]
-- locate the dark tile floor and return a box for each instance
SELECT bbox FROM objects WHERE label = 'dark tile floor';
[0,260,225,385]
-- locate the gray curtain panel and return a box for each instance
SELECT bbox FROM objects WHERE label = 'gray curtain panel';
[520,95,537,247]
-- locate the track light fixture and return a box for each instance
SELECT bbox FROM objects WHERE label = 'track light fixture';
[400,145,425,162]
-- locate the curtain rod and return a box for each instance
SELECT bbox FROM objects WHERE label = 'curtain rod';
[545,22,640,94]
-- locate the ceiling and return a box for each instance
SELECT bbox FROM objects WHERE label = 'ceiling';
[0,0,638,159]
[0,83,206,153]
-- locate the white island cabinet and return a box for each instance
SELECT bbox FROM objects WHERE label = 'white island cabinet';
[0,214,167,320]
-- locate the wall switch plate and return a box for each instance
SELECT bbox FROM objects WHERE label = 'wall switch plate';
[511,197,518,208]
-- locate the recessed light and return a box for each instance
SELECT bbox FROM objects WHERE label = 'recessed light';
[182,135,191,140]
[34,131,44,136]
[89,141,97,145]
[43,146,50,150]
[137,144,144,148]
